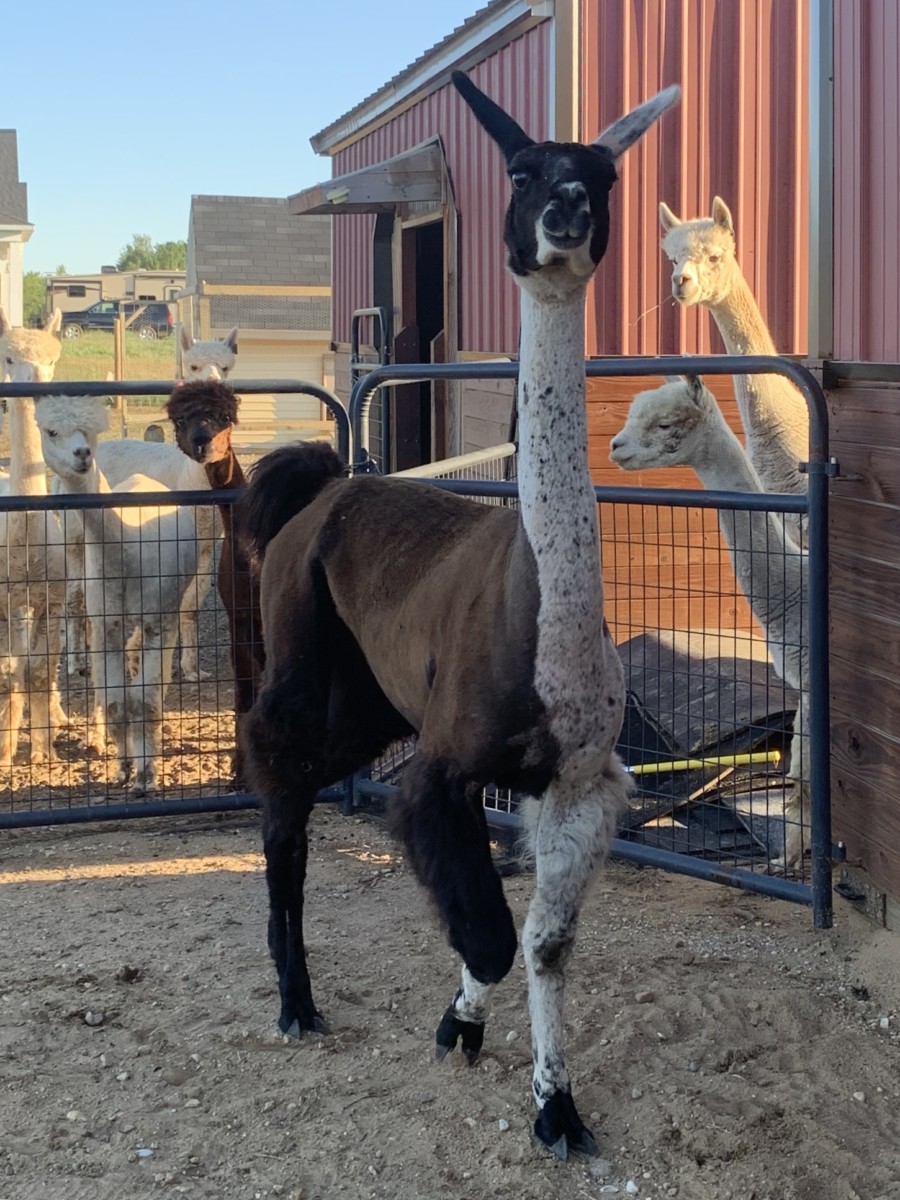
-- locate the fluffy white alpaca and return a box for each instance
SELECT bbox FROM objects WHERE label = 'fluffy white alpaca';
[0,307,69,762]
[610,375,808,865]
[37,395,199,794]
[178,325,238,382]
[659,197,809,544]
[63,327,239,681]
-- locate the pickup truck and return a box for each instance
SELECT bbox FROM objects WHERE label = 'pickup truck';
[61,300,174,340]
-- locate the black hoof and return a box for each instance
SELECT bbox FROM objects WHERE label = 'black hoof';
[278,1012,328,1039]
[435,1005,485,1066]
[534,1091,598,1160]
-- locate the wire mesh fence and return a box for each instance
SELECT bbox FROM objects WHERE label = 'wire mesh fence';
[0,490,249,826]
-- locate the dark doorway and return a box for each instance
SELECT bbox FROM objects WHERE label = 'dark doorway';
[392,219,445,470]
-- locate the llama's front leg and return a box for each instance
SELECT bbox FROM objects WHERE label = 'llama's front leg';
[394,756,518,1066]
[0,614,28,766]
[94,617,130,785]
[25,609,59,763]
[524,763,628,1159]
[178,562,212,683]
[125,617,177,794]
[778,694,809,868]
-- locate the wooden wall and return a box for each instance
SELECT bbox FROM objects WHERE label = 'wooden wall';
[827,380,900,901]
[587,375,757,645]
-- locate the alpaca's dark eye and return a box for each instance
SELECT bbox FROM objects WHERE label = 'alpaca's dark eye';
[47,429,57,439]
[190,364,200,372]
[511,171,529,190]
[708,253,721,264]
[657,423,672,431]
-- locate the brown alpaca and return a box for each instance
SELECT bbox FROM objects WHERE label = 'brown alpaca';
[165,381,264,789]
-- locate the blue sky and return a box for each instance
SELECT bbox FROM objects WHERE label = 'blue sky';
[9,0,479,275]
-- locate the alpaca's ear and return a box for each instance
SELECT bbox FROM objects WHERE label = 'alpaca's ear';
[594,85,680,161]
[659,201,682,232]
[0,307,10,337]
[179,324,194,353]
[451,70,534,164]
[45,308,63,336]
[223,327,239,354]
[683,375,706,403]
[711,196,735,236]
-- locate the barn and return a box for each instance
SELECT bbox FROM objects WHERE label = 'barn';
[179,195,334,446]
[291,0,900,921]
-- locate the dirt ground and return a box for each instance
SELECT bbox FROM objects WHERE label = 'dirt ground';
[2,808,900,1200]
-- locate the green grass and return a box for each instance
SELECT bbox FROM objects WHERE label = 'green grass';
[55,330,176,434]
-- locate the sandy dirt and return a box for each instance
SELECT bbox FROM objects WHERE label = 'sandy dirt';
[1,805,900,1200]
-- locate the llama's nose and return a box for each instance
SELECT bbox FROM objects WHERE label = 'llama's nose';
[74,446,91,466]
[673,270,691,287]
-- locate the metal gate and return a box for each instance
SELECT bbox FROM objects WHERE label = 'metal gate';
[0,360,832,929]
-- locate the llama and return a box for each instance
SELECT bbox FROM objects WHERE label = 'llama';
[36,395,199,793]
[178,325,239,382]
[239,73,679,1159]
[165,380,263,790]
[0,307,69,761]
[609,374,808,865]
[658,197,809,543]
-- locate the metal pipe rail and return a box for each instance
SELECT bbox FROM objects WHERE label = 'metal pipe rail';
[0,379,352,465]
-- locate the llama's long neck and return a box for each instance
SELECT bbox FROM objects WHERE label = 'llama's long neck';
[9,399,49,496]
[205,448,245,535]
[688,414,803,679]
[516,284,610,726]
[707,269,809,498]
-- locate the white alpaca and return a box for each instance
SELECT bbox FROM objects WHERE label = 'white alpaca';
[178,325,238,382]
[610,374,808,865]
[659,197,809,543]
[63,328,239,681]
[37,396,199,794]
[0,308,69,763]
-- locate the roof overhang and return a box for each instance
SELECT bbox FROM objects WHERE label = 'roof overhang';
[289,139,446,217]
[310,0,550,156]
[0,222,33,244]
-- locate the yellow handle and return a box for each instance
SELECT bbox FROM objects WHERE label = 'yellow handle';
[627,750,781,776]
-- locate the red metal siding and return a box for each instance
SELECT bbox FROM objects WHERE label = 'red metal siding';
[833,1,900,361]
[330,22,551,354]
[583,0,809,357]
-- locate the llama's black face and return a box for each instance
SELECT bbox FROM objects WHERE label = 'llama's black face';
[451,71,680,287]
[502,143,617,278]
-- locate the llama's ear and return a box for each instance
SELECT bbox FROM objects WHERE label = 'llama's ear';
[179,324,194,353]
[224,327,239,354]
[45,308,63,336]
[711,196,735,236]
[0,307,10,337]
[683,375,706,403]
[451,70,534,164]
[659,201,682,232]
[593,85,681,161]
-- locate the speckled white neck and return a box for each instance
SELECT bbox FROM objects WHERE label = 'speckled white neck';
[516,285,608,750]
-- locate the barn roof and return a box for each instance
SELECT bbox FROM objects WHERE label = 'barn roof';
[186,195,331,289]
[309,0,546,155]
[0,130,30,230]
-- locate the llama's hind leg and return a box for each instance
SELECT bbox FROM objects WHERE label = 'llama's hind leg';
[178,551,213,683]
[25,609,59,763]
[523,761,630,1160]
[392,755,518,1066]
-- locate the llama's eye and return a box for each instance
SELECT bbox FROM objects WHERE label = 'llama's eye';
[47,429,57,439]
[656,423,672,431]
[708,254,721,264]
[190,364,200,372]
[510,171,529,190]
[4,357,11,366]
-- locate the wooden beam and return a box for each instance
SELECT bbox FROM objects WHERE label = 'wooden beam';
[200,284,331,298]
[289,141,444,216]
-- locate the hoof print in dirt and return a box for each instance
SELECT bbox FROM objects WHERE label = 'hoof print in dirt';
[534,1092,599,1160]
[434,1005,485,1066]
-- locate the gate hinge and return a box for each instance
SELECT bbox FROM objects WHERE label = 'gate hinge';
[799,457,841,477]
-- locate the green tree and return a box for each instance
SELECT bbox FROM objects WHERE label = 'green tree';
[22,270,48,327]
[117,234,186,272]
